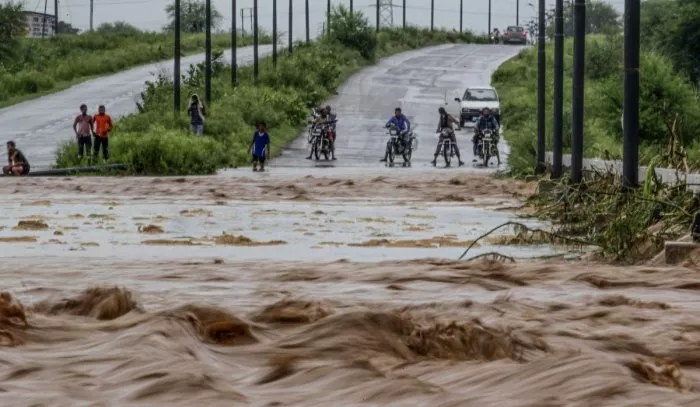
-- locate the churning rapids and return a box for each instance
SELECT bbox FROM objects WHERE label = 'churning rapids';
[1,171,700,406]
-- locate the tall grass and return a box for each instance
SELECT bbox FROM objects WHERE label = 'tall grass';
[492,34,700,175]
[55,8,488,175]
[0,31,271,106]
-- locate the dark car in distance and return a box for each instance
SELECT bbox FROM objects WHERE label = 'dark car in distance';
[502,26,527,45]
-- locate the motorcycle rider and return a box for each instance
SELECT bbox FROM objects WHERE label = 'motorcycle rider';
[473,107,500,163]
[432,106,464,167]
[380,107,411,162]
[491,28,500,43]
[306,106,337,160]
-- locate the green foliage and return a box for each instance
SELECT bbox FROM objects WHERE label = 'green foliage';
[164,0,223,33]
[55,10,488,175]
[328,5,376,59]
[544,0,621,38]
[0,1,27,40]
[493,35,700,176]
[95,21,142,36]
[0,31,269,105]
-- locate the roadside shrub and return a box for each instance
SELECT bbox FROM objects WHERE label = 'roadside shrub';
[493,34,700,175]
[0,32,268,105]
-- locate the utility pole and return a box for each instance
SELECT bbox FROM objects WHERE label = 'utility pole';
[305,0,310,43]
[552,0,564,178]
[54,0,59,34]
[376,0,380,31]
[516,0,519,26]
[571,0,585,183]
[89,0,93,31]
[350,0,353,13]
[403,0,406,28]
[273,0,277,65]
[288,0,293,53]
[460,0,463,33]
[205,0,212,105]
[42,0,48,38]
[327,0,331,36]
[253,0,259,82]
[431,0,434,31]
[622,0,640,187]
[488,0,492,33]
[536,0,546,174]
[174,0,181,113]
[232,0,237,86]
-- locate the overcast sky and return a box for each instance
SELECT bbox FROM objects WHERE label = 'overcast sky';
[11,0,626,38]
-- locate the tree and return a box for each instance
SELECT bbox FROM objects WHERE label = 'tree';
[58,21,80,35]
[96,21,141,36]
[164,0,222,33]
[546,0,620,38]
[0,1,28,40]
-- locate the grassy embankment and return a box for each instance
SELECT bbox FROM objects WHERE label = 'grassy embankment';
[491,34,700,263]
[0,32,271,107]
[493,35,700,176]
[55,7,488,175]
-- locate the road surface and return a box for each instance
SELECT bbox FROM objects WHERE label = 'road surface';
[274,44,524,169]
[0,45,273,169]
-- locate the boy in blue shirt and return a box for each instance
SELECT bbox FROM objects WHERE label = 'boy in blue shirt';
[250,121,270,172]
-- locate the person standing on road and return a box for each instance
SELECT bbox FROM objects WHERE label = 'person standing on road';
[92,105,112,161]
[73,104,94,161]
[3,141,30,176]
[188,94,206,136]
[250,121,270,172]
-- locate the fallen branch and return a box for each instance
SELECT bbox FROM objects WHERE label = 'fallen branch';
[457,221,598,260]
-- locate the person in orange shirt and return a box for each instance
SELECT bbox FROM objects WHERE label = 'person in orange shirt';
[92,105,112,161]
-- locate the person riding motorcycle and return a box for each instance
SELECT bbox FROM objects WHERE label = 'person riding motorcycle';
[472,107,500,162]
[380,107,411,162]
[432,106,464,167]
[491,28,500,43]
[307,105,337,160]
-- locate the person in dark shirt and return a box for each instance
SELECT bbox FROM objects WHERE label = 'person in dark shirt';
[188,94,206,136]
[250,121,270,172]
[3,141,30,176]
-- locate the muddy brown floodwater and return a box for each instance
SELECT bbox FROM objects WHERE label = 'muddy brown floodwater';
[1,172,700,406]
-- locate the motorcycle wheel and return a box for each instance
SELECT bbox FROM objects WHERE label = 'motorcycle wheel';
[314,140,321,160]
[402,145,412,164]
[387,141,396,166]
[483,141,490,167]
[443,141,451,167]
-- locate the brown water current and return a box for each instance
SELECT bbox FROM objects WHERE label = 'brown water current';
[1,173,700,406]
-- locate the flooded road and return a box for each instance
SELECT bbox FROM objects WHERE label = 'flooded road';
[2,45,700,405]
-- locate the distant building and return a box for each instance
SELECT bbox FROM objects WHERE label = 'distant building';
[23,11,56,38]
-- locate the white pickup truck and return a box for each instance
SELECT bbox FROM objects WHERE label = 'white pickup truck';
[453,86,501,127]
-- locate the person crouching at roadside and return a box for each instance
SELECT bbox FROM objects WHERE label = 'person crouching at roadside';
[188,94,206,136]
[3,141,30,176]
[250,121,270,172]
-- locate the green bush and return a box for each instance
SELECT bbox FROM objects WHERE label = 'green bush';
[493,35,700,175]
[55,10,487,175]
[0,31,270,106]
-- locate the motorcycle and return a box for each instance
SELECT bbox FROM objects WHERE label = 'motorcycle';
[490,32,500,44]
[308,119,337,161]
[384,125,418,167]
[435,128,457,167]
[475,128,501,167]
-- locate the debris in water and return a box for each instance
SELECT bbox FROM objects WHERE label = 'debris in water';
[213,234,286,246]
[138,225,164,234]
[13,220,48,231]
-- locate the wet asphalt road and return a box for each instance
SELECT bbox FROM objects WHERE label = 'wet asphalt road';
[273,44,525,169]
[0,45,273,169]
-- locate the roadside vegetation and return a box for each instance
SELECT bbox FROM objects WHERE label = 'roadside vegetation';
[491,0,700,262]
[0,0,269,106]
[55,6,487,175]
[494,0,700,176]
